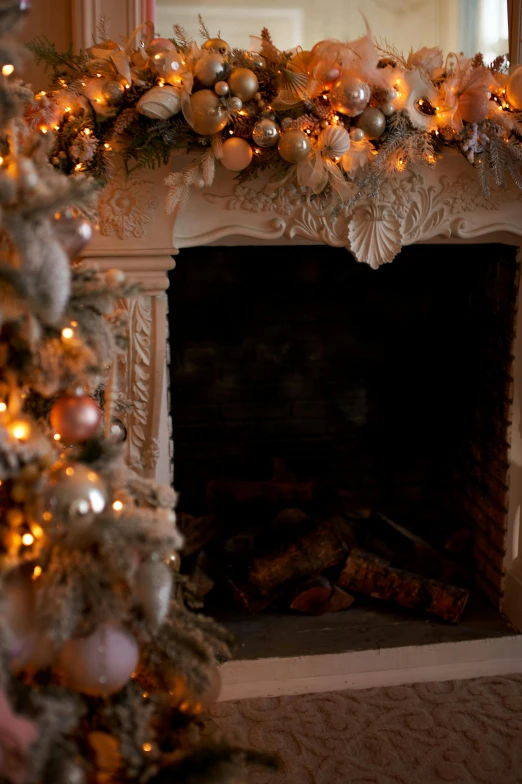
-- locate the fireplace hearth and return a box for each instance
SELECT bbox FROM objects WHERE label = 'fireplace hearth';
[169,242,519,627]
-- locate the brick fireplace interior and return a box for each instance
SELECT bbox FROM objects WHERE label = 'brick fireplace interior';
[168,242,519,631]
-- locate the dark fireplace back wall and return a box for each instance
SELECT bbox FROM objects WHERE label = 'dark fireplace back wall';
[168,244,519,604]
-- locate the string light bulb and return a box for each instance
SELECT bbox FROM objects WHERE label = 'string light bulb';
[32,565,42,580]
[112,500,123,511]
[0,402,6,412]
[53,433,61,441]
[142,743,152,753]
[39,125,48,134]
[62,327,74,340]
[2,64,14,76]
[10,420,31,440]
[21,533,34,546]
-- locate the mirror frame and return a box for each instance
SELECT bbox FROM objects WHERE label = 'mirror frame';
[73,0,521,63]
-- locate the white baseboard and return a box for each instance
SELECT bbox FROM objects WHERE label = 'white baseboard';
[219,635,522,701]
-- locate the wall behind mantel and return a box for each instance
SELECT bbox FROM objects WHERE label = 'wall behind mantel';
[18,0,73,91]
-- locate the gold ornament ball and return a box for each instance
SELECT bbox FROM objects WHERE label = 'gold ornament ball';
[202,37,231,55]
[380,101,395,117]
[105,267,126,285]
[356,107,386,139]
[58,623,139,697]
[221,137,253,171]
[194,52,226,87]
[190,89,228,135]
[330,73,371,117]
[50,394,102,443]
[252,118,280,147]
[278,129,312,163]
[228,68,259,102]
[506,66,522,110]
[227,96,242,111]
[350,127,365,142]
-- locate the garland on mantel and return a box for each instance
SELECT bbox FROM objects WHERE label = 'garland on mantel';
[26,17,522,215]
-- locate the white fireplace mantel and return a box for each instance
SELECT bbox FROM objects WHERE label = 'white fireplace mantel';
[82,149,522,697]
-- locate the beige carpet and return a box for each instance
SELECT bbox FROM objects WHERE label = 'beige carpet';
[211,675,522,784]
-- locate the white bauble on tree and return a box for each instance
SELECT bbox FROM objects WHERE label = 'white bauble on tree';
[58,623,139,697]
[135,559,173,631]
[137,86,181,119]
[317,125,350,158]
[221,137,253,171]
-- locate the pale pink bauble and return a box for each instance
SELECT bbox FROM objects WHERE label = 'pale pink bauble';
[58,623,139,697]
[459,88,490,124]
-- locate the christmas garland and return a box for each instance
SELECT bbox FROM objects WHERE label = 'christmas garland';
[26,17,522,215]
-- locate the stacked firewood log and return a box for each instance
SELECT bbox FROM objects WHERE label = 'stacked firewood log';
[177,469,473,624]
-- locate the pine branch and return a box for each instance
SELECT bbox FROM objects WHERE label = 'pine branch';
[261,27,274,45]
[172,24,192,50]
[198,14,211,40]
[26,36,87,73]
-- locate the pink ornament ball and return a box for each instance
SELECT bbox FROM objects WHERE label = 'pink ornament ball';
[58,623,139,697]
[459,88,490,124]
[50,394,102,443]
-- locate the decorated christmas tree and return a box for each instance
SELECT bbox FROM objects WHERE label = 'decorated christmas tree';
[0,3,272,782]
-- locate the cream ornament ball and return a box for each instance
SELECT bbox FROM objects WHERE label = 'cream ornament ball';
[252,118,280,147]
[356,107,386,139]
[214,80,229,96]
[380,101,395,117]
[221,137,253,171]
[151,50,184,83]
[329,73,371,117]
[506,66,522,110]
[350,127,365,142]
[278,129,312,163]
[137,85,181,119]
[148,37,175,56]
[228,68,259,102]
[58,623,139,697]
[317,125,350,158]
[190,89,228,135]
[228,96,242,111]
[194,52,226,87]
[42,463,107,535]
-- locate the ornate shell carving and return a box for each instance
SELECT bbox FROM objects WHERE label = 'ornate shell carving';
[317,125,350,159]
[137,85,181,119]
[348,202,402,268]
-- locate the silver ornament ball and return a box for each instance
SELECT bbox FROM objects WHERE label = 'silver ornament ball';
[42,463,107,535]
[356,107,386,139]
[350,127,365,142]
[194,52,226,88]
[227,96,242,111]
[252,118,280,147]
[202,37,231,55]
[214,80,229,96]
[380,101,395,117]
[330,73,371,117]
[228,68,259,102]
[101,80,124,105]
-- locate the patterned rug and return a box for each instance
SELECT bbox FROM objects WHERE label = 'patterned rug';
[211,675,522,783]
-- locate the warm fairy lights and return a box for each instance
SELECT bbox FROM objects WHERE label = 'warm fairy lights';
[21,533,34,546]
[142,743,152,753]
[2,64,14,75]
[61,327,74,340]
[112,500,123,511]
[32,566,42,580]
[10,421,30,440]
[0,402,6,412]
[53,433,61,441]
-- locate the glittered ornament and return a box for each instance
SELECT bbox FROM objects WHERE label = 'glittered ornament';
[278,129,312,163]
[50,394,102,443]
[150,50,184,83]
[135,559,173,630]
[506,66,522,110]
[58,623,139,697]
[329,73,371,117]
[189,89,228,135]
[214,80,229,96]
[459,88,490,124]
[148,38,175,56]
[252,118,280,147]
[317,125,350,158]
[137,85,181,119]
[228,68,259,101]
[202,38,231,55]
[356,107,386,139]
[221,137,253,171]
[194,52,226,87]
[101,80,124,106]
[42,463,107,534]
